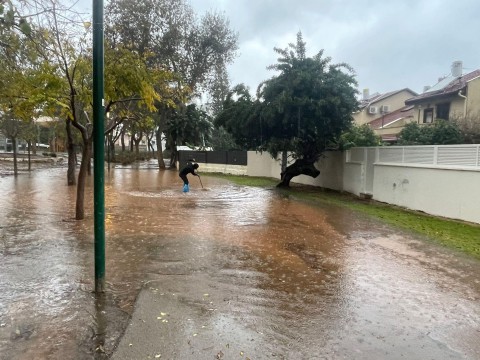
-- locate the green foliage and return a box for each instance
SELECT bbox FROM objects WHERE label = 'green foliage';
[105,0,238,159]
[42,152,56,157]
[115,151,153,165]
[105,0,238,102]
[209,126,239,151]
[398,120,464,145]
[205,173,279,187]
[214,33,359,160]
[166,103,213,149]
[214,84,261,150]
[339,124,382,149]
[0,1,32,34]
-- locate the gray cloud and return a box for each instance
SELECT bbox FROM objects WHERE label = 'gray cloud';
[191,0,480,95]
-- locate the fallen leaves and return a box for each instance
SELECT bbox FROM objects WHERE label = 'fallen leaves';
[156,312,169,323]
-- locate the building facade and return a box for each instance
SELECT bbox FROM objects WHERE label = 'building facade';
[405,62,480,124]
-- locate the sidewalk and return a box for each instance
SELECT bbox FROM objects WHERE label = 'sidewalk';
[111,274,262,360]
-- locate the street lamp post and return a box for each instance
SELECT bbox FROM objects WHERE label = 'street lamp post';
[93,0,105,293]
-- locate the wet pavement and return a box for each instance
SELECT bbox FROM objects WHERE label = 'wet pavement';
[0,160,479,359]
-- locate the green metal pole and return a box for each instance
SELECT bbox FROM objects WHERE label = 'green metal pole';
[93,0,105,293]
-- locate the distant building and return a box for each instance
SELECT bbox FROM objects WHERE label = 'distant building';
[353,88,418,142]
[366,106,415,143]
[405,61,480,124]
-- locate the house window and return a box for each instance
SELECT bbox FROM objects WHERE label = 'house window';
[423,108,433,123]
[436,103,450,120]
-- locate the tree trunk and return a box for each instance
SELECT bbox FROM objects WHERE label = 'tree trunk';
[281,150,288,174]
[277,158,320,188]
[66,119,76,185]
[167,136,178,169]
[121,131,125,152]
[12,137,18,176]
[135,140,140,156]
[27,141,31,171]
[75,140,92,220]
[155,128,166,169]
[87,157,92,176]
[108,135,116,162]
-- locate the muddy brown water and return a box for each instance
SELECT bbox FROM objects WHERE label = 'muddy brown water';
[0,161,479,359]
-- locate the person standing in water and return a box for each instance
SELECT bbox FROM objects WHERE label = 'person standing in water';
[179,162,199,192]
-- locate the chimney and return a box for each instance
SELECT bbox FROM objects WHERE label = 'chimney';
[423,85,431,93]
[451,61,463,77]
[362,88,370,100]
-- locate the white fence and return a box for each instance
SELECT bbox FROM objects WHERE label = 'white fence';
[348,145,480,168]
[344,145,480,224]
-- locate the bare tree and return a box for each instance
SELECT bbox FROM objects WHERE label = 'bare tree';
[451,111,480,144]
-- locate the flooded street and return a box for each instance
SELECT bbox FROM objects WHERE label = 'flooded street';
[1,162,479,359]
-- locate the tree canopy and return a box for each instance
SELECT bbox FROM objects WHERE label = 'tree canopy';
[215,32,359,186]
[258,33,358,162]
[104,0,238,167]
[214,83,260,150]
[105,0,238,101]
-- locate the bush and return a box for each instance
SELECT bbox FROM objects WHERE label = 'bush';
[42,152,57,157]
[114,151,152,165]
[398,120,464,145]
[339,124,382,149]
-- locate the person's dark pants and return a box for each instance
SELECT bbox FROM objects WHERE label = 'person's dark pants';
[180,174,188,185]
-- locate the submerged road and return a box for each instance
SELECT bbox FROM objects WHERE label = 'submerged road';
[0,162,479,359]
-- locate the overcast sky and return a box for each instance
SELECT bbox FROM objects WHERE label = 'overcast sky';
[188,0,479,97]
[79,0,479,98]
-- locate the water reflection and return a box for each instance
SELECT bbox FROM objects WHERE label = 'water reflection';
[0,164,479,359]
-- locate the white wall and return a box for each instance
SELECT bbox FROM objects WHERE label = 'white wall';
[289,152,344,191]
[246,151,344,191]
[246,151,282,178]
[373,164,480,224]
[198,163,247,175]
[343,162,364,196]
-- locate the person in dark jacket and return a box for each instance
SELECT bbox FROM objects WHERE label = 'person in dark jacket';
[179,162,199,192]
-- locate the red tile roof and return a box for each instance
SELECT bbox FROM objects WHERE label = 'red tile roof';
[367,105,415,129]
[405,69,480,105]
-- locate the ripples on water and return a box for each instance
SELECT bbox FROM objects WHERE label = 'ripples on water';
[1,165,480,359]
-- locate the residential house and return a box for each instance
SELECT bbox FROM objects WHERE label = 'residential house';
[353,88,418,126]
[353,87,418,142]
[405,61,480,124]
[366,105,415,142]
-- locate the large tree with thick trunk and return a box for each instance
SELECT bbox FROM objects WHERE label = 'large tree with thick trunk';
[258,32,358,187]
[215,33,358,187]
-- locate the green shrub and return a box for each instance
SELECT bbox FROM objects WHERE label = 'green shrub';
[114,151,152,165]
[42,152,56,157]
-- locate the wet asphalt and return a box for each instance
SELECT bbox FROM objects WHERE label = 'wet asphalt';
[0,162,479,359]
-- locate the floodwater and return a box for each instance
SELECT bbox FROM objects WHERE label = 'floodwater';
[0,161,479,359]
